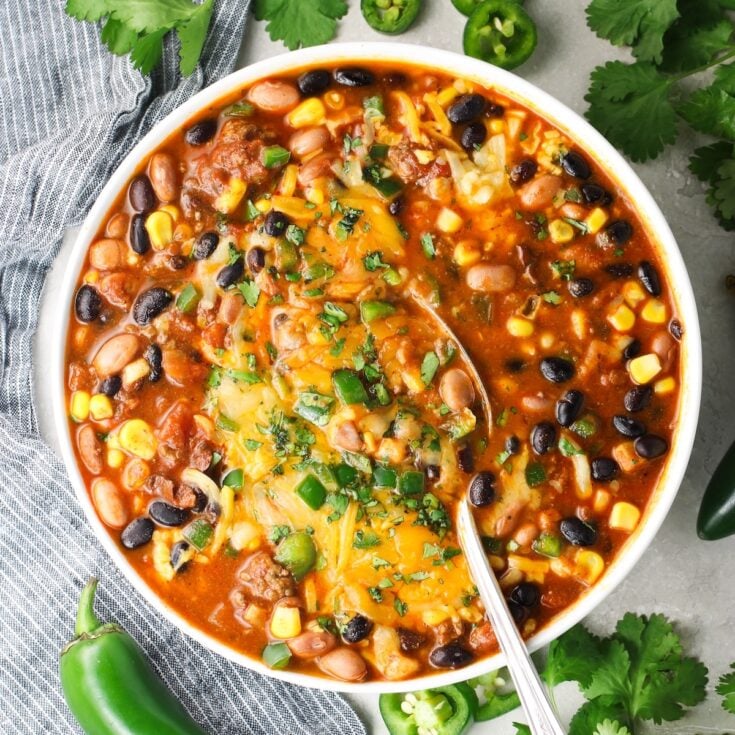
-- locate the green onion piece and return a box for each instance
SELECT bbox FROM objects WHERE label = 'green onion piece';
[295,475,327,510]
[420,351,440,386]
[245,199,260,221]
[176,283,200,314]
[334,463,358,488]
[222,468,244,490]
[216,414,240,432]
[225,369,261,384]
[183,519,214,551]
[382,268,402,286]
[342,451,372,475]
[225,102,255,117]
[262,145,290,169]
[371,176,402,198]
[311,463,339,492]
[294,391,335,427]
[373,383,391,406]
[571,416,597,439]
[525,462,547,487]
[481,536,503,554]
[373,464,397,489]
[370,143,389,159]
[421,232,436,259]
[332,369,368,405]
[398,470,425,496]
[262,642,291,670]
[532,532,562,558]
[360,300,396,324]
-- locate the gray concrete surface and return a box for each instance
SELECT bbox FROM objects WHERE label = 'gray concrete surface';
[35,1,735,731]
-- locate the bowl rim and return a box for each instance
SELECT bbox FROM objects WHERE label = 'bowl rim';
[51,41,702,694]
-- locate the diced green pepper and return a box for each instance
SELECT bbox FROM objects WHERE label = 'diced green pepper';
[532,532,562,558]
[216,414,240,432]
[525,462,546,487]
[262,642,291,669]
[222,468,244,490]
[294,391,335,427]
[571,415,597,439]
[295,475,327,510]
[275,239,299,270]
[334,463,358,488]
[332,369,368,405]
[183,519,214,551]
[373,464,398,488]
[360,300,396,323]
[398,471,425,496]
[175,283,200,313]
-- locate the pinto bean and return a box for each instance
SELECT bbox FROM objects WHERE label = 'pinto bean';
[148,152,179,202]
[106,213,129,239]
[513,522,539,548]
[78,424,103,474]
[521,393,553,413]
[92,478,128,529]
[439,368,475,412]
[651,330,675,370]
[332,420,363,452]
[247,80,300,114]
[298,153,334,185]
[317,648,368,682]
[217,292,243,325]
[89,239,125,271]
[92,334,139,377]
[289,126,329,157]
[288,631,337,659]
[517,174,562,210]
[466,263,516,292]
[98,272,138,309]
[495,501,525,537]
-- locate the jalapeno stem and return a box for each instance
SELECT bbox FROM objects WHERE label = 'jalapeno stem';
[75,578,102,636]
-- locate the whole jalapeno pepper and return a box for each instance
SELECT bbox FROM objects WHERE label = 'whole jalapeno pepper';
[361,0,422,35]
[463,0,538,70]
[697,439,735,540]
[60,579,209,735]
[452,0,524,17]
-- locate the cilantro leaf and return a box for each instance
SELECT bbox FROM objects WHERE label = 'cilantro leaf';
[111,0,198,34]
[594,720,632,735]
[176,0,214,76]
[678,85,735,140]
[65,0,114,21]
[238,279,261,308]
[420,351,440,386]
[689,141,734,182]
[691,146,735,229]
[512,725,531,735]
[100,17,138,55]
[717,664,735,714]
[586,0,679,63]
[660,20,734,72]
[585,61,676,161]
[544,622,605,688]
[569,701,629,735]
[254,0,348,50]
[130,30,166,75]
[714,62,735,95]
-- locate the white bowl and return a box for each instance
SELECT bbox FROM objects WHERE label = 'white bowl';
[51,42,702,694]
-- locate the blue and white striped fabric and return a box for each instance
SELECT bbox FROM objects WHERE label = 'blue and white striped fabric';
[0,2,366,733]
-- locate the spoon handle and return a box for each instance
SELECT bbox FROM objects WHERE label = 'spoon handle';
[458,502,566,735]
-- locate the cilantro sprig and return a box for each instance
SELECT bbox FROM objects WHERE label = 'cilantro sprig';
[584,0,735,229]
[253,0,348,50]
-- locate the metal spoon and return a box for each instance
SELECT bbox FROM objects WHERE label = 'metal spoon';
[411,293,565,735]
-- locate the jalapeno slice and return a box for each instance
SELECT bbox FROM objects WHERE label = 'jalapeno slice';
[452,0,524,17]
[361,0,422,35]
[463,0,538,70]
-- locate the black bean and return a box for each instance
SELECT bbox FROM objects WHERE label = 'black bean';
[388,196,405,216]
[447,94,486,124]
[144,344,163,382]
[191,488,209,514]
[561,151,591,179]
[75,285,102,323]
[382,71,408,87]
[599,220,633,249]
[168,255,187,271]
[509,159,538,185]
[568,277,595,298]
[638,260,661,296]
[460,122,487,151]
[531,422,557,455]
[185,119,217,146]
[560,517,598,546]
[399,628,425,652]
[129,175,156,213]
[604,262,634,279]
[623,339,642,361]
[297,69,331,96]
[624,385,653,413]
[193,231,219,260]
[556,390,584,428]
[540,357,575,383]
[342,614,373,643]
[485,103,505,118]
[613,415,646,438]
[505,358,526,373]
[99,375,122,397]
[429,643,474,669]
[333,67,375,87]
[149,500,190,527]
[247,247,266,273]
[456,443,474,473]
[508,601,529,626]
[670,319,683,341]
[505,435,521,455]
[510,582,540,608]
[264,210,290,237]
[170,541,191,572]
[591,457,619,482]
[581,183,612,206]
[425,464,441,481]
[129,213,151,255]
[468,471,496,507]
[121,517,154,549]
[216,257,245,289]
[132,287,173,326]
[634,434,668,459]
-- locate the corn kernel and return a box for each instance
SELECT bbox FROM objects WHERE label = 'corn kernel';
[122,458,150,490]
[453,240,481,267]
[654,376,676,395]
[622,280,646,308]
[609,501,641,533]
[422,608,451,626]
[89,394,113,421]
[106,448,124,469]
[575,549,605,585]
[118,419,157,460]
[414,149,435,165]
[489,119,504,134]
[607,303,636,332]
[539,332,554,349]
[243,604,267,627]
[436,207,463,234]
[214,177,247,213]
[593,490,611,513]
[270,605,302,639]
[287,98,326,128]
[507,316,534,337]
[254,197,271,213]
[303,577,318,613]
[628,353,662,384]
[279,164,298,197]
[230,521,261,551]
[305,186,325,205]
[83,270,99,284]
[403,369,425,394]
[571,309,588,340]
[70,391,90,422]
[641,298,667,324]
[548,219,575,244]
[159,204,180,222]
[363,431,378,453]
[585,207,608,234]
[122,358,151,390]
[436,87,458,107]
[145,211,174,250]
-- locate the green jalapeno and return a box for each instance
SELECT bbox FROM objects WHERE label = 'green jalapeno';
[698,439,735,540]
[60,579,208,735]
[452,0,524,16]
[361,0,422,35]
[463,0,538,70]
[379,682,478,735]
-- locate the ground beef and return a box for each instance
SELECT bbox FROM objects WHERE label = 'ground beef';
[433,618,465,647]
[388,141,428,184]
[189,439,214,471]
[237,552,295,603]
[468,620,497,653]
[398,628,425,653]
[144,474,176,502]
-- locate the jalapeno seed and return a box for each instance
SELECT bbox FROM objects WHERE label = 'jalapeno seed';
[132,287,173,325]
[342,614,373,643]
[264,210,290,237]
[568,277,594,298]
[624,385,653,412]
[130,213,151,255]
[121,517,154,549]
[193,231,219,260]
[591,457,619,482]
[531,422,557,455]
[128,175,156,213]
[634,434,668,459]
[540,357,575,383]
[447,94,486,124]
[75,285,102,323]
[429,642,474,669]
[638,260,661,296]
[560,517,598,546]
[184,119,217,146]
[560,151,591,179]
[613,415,646,438]
[468,471,496,507]
[460,122,487,151]
[334,67,375,87]
[149,501,190,527]
[216,257,245,289]
[297,69,331,96]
